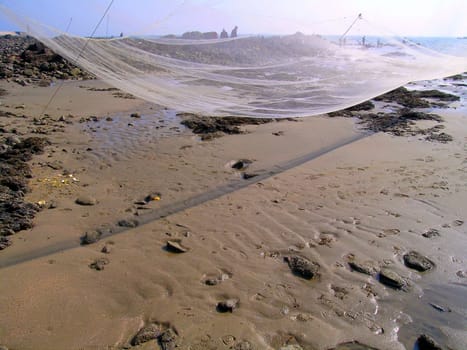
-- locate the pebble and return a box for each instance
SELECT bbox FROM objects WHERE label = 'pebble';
[403,251,435,272]
[416,334,443,350]
[131,323,162,346]
[89,257,109,271]
[378,268,406,290]
[81,230,102,245]
[101,245,111,254]
[348,260,377,275]
[234,341,252,350]
[75,196,97,206]
[117,219,139,228]
[422,228,440,238]
[284,255,320,280]
[166,239,189,253]
[217,298,239,313]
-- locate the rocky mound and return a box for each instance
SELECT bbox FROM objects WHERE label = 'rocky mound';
[0,34,94,85]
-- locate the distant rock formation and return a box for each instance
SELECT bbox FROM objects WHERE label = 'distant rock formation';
[202,31,218,40]
[181,31,219,40]
[220,29,228,39]
[230,26,238,38]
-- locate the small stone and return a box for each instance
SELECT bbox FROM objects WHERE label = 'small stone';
[422,228,440,238]
[217,298,239,313]
[166,239,189,253]
[378,268,406,290]
[416,334,443,350]
[117,219,139,228]
[81,230,102,245]
[131,323,163,346]
[89,257,109,271]
[205,278,219,286]
[130,112,141,118]
[0,236,12,250]
[403,251,435,272]
[234,340,252,350]
[242,173,258,180]
[75,196,97,206]
[284,255,320,280]
[159,328,178,350]
[348,260,377,275]
[231,159,252,170]
[144,192,162,202]
[101,245,111,254]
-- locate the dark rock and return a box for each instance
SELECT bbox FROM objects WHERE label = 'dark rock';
[425,132,453,143]
[348,261,378,275]
[374,87,430,108]
[378,268,406,289]
[89,257,109,271]
[242,173,259,180]
[144,192,161,202]
[284,255,320,280]
[403,251,435,272]
[416,334,443,350]
[413,89,459,102]
[166,239,189,253]
[117,219,139,228]
[0,236,12,250]
[131,323,163,346]
[130,112,141,118]
[234,340,252,350]
[232,159,252,170]
[81,230,102,245]
[75,196,97,206]
[422,228,440,238]
[217,298,239,312]
[159,328,178,350]
[328,341,380,349]
[179,113,275,138]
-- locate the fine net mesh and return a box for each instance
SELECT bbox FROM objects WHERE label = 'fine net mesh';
[1,2,466,117]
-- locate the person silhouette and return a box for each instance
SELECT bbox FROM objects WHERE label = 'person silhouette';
[220,29,228,39]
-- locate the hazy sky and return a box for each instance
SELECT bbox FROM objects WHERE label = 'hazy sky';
[0,0,465,37]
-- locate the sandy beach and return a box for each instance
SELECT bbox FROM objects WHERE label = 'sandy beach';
[0,45,466,349]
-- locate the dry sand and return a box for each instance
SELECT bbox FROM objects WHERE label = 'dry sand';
[0,79,466,350]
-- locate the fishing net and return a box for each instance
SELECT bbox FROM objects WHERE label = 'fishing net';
[1,2,466,117]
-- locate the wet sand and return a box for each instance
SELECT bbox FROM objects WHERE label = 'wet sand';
[0,78,466,350]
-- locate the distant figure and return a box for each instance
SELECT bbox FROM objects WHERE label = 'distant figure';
[220,29,228,39]
[362,36,366,47]
[230,26,238,38]
[120,32,123,38]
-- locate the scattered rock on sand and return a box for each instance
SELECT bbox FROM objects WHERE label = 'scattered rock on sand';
[284,255,320,280]
[422,228,440,238]
[348,260,378,275]
[0,236,12,250]
[81,230,102,245]
[117,219,139,228]
[234,340,253,350]
[328,341,380,349]
[75,195,97,206]
[217,298,239,313]
[166,239,189,253]
[131,323,163,346]
[89,257,109,271]
[231,159,252,170]
[101,245,111,254]
[403,251,435,272]
[378,268,406,290]
[159,328,178,350]
[416,334,443,350]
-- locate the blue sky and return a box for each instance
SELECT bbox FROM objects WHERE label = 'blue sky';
[0,0,466,37]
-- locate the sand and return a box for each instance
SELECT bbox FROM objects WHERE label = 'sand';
[0,78,466,350]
